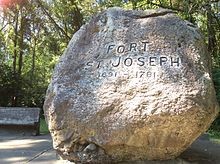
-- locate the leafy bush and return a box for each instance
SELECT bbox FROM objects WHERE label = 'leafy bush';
[213,68,220,104]
[209,68,220,134]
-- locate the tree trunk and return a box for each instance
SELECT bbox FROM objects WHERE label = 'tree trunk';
[206,3,218,65]
[31,38,36,83]
[36,0,71,41]
[11,8,19,107]
[18,16,25,76]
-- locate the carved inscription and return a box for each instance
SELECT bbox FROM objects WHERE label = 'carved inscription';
[84,41,182,79]
[97,71,156,79]
[85,56,181,69]
[106,41,149,53]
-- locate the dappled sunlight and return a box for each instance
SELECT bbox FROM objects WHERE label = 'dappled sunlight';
[4,156,27,163]
[0,135,53,163]
[0,0,26,8]
[0,138,50,149]
[0,0,8,5]
[0,0,11,7]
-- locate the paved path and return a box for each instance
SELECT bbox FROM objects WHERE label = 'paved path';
[0,134,55,164]
[0,134,220,164]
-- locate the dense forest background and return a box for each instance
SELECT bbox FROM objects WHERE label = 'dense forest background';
[0,0,219,129]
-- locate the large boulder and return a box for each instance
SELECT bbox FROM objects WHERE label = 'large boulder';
[43,7,219,163]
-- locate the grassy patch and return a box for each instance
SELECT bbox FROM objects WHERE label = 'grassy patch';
[210,138,220,144]
[208,130,220,138]
[209,131,220,144]
[208,114,220,140]
[40,118,49,134]
[207,129,220,145]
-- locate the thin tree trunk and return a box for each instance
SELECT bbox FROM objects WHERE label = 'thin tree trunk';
[18,16,25,76]
[206,3,218,65]
[36,0,71,40]
[72,2,83,31]
[11,8,19,106]
[13,11,18,75]
[31,38,36,83]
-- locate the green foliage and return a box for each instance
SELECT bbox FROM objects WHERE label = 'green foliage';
[0,0,67,107]
[40,118,49,134]
[208,129,220,139]
[0,0,219,131]
[213,68,220,104]
[209,68,220,134]
[0,64,15,106]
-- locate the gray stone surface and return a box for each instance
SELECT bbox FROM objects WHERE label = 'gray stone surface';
[0,107,40,125]
[0,107,41,135]
[44,7,219,162]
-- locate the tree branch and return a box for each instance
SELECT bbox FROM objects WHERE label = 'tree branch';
[36,0,71,40]
[140,1,185,12]
[0,21,13,32]
[210,0,220,2]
